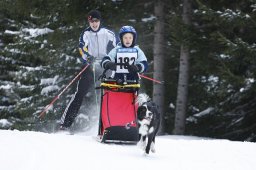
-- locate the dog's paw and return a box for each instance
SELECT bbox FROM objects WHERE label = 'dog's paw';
[151,148,156,153]
[150,142,156,153]
[137,141,143,148]
[137,140,147,150]
[143,152,149,156]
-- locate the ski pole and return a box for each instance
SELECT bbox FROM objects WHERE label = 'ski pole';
[39,64,90,119]
[139,74,164,84]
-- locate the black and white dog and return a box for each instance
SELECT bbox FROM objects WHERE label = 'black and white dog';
[136,94,160,155]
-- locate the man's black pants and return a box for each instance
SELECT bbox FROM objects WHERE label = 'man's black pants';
[60,66,94,128]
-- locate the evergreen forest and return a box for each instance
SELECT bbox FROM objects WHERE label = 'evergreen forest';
[1,0,256,142]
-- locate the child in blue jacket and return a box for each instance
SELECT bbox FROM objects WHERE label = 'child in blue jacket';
[101,26,148,81]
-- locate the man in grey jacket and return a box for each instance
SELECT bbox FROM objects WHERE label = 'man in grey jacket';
[60,10,116,129]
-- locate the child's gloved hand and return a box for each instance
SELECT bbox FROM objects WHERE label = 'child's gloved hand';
[105,61,116,71]
[127,64,141,73]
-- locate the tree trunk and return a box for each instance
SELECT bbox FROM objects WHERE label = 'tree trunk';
[153,0,165,134]
[173,0,192,135]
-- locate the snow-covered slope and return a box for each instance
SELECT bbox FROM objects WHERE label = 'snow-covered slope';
[0,129,256,170]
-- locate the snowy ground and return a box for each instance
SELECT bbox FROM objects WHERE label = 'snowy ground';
[1,128,256,170]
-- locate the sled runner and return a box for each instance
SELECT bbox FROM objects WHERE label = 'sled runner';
[97,75,140,144]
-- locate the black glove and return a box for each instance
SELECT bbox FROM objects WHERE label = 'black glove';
[127,64,141,74]
[87,55,95,64]
[105,61,116,71]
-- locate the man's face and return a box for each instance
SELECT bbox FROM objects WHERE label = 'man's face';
[122,33,134,47]
[89,19,100,31]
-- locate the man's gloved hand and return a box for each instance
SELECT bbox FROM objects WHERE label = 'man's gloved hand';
[81,54,95,64]
[80,57,87,65]
[127,64,141,74]
[86,55,95,64]
[105,61,117,71]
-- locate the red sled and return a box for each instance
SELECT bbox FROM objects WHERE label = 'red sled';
[97,78,140,144]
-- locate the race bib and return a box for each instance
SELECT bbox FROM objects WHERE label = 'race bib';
[116,48,138,73]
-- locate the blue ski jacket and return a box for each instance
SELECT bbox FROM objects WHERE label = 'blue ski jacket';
[101,43,148,80]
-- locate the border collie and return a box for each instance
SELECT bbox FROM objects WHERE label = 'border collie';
[136,94,160,155]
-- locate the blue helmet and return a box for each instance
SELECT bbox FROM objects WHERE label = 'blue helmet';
[119,26,137,47]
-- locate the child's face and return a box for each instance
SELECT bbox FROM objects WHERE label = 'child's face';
[122,33,134,47]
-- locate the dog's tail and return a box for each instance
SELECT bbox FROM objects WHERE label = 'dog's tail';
[136,93,150,106]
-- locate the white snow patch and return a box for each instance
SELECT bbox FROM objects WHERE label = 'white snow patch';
[4,30,20,35]
[194,107,214,117]
[142,15,156,22]
[40,76,59,85]
[0,130,256,170]
[0,84,12,90]
[41,85,60,95]
[0,119,13,127]
[22,28,54,38]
